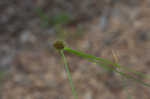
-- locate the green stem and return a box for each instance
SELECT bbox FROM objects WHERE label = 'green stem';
[64,47,147,78]
[87,58,150,87]
[60,50,78,99]
[64,47,150,87]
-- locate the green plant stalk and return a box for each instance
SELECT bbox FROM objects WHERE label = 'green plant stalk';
[60,50,78,99]
[64,47,150,87]
[87,58,150,87]
[64,47,148,78]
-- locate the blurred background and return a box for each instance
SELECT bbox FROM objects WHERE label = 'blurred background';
[1,0,150,99]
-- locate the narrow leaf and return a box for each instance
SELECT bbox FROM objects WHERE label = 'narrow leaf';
[64,47,148,78]
[88,59,150,87]
[60,50,78,99]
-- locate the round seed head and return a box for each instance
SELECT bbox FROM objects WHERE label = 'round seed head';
[53,40,65,50]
